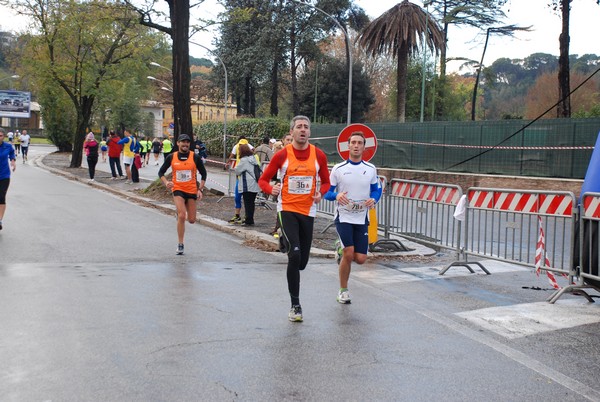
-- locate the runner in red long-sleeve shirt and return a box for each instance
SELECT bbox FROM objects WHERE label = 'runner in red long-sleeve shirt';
[258,115,330,323]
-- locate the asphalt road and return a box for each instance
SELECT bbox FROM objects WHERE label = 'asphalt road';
[1,147,600,401]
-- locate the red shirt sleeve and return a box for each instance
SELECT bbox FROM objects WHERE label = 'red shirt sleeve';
[259,148,287,194]
[315,148,330,195]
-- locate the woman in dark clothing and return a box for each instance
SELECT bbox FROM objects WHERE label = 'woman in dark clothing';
[83,132,99,183]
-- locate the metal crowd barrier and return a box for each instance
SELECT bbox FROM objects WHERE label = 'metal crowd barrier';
[216,166,236,204]
[548,192,600,303]
[443,188,577,279]
[385,179,463,257]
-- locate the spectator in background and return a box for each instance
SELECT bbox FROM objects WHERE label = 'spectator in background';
[226,136,253,224]
[106,131,124,180]
[234,143,261,226]
[254,136,273,165]
[83,132,99,183]
[132,148,142,183]
[117,129,138,184]
[194,136,208,162]
[272,141,284,154]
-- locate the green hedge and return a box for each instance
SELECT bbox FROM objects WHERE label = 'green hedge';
[193,117,289,158]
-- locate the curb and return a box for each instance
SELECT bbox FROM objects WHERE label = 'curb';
[36,154,334,257]
[37,154,434,259]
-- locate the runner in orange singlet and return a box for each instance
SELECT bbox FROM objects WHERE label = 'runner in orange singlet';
[158,134,207,255]
[259,116,330,322]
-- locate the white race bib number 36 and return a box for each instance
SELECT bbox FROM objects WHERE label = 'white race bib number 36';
[288,176,313,194]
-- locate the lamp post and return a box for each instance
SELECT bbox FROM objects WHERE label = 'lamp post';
[147,76,173,91]
[420,3,429,123]
[189,40,228,164]
[0,74,19,84]
[292,0,352,125]
[148,76,176,137]
[149,62,171,73]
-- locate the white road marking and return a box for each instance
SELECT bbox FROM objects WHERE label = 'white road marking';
[352,259,527,284]
[456,298,600,339]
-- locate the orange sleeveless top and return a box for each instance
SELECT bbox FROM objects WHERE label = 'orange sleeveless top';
[171,153,197,194]
[280,144,319,216]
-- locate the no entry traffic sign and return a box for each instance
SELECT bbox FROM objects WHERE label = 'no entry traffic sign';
[337,123,378,161]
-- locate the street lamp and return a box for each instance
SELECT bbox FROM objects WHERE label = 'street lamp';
[147,76,173,91]
[0,74,19,83]
[189,40,228,164]
[292,0,352,125]
[149,62,171,73]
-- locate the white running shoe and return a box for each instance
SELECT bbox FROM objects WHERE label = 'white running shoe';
[288,305,303,322]
[176,243,184,255]
[337,290,351,304]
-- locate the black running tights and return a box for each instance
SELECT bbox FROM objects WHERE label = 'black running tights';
[279,211,314,306]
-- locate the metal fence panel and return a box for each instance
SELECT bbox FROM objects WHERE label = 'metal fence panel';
[385,179,463,252]
[462,188,576,273]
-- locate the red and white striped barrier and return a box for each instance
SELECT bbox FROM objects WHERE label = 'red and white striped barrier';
[582,193,600,218]
[467,190,574,216]
[391,181,461,205]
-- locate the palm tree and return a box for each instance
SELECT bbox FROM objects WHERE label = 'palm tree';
[358,0,444,122]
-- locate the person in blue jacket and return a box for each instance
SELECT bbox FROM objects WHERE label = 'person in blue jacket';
[0,128,17,231]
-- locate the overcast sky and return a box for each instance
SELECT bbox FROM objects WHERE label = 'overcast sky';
[2,0,599,72]
[356,0,600,71]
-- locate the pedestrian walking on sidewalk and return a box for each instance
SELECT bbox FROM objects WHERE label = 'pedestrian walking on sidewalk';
[0,128,17,231]
[158,134,207,255]
[258,116,330,323]
[324,131,382,304]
